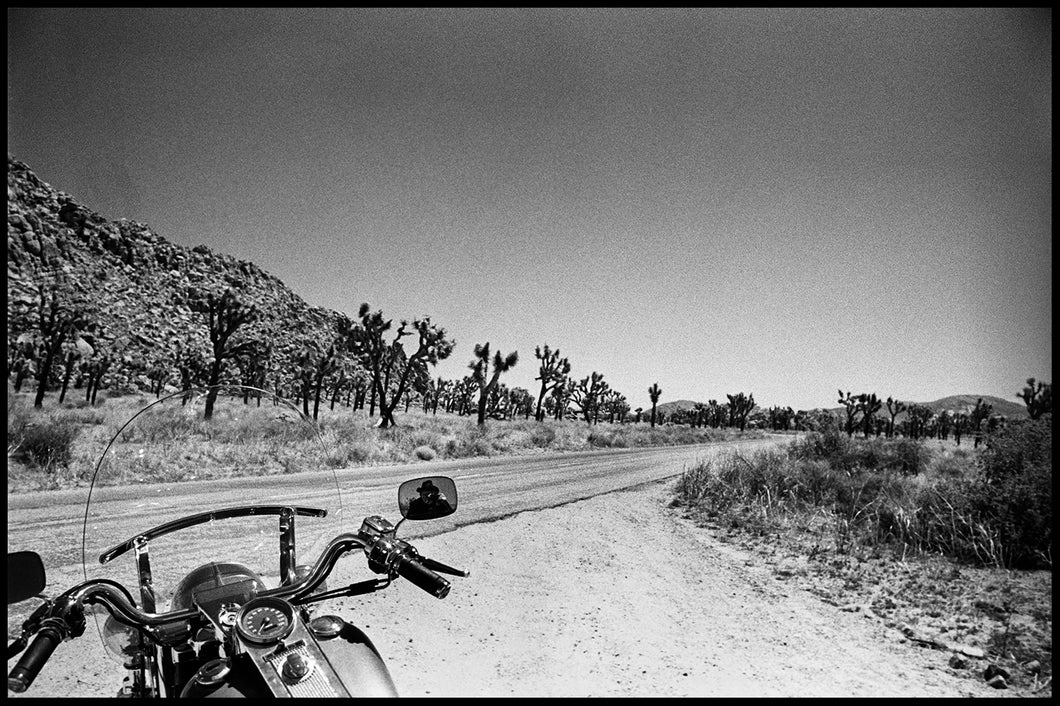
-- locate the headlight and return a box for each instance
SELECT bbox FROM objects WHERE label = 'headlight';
[101,614,141,665]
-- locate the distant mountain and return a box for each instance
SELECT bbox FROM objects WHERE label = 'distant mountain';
[881,394,1027,420]
[7,155,345,393]
[655,400,699,415]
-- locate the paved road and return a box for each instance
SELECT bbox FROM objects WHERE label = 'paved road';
[8,438,786,577]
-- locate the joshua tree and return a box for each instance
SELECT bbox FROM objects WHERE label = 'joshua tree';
[707,400,726,428]
[176,341,208,405]
[648,383,662,428]
[82,352,112,406]
[856,393,882,439]
[469,342,519,426]
[572,372,609,425]
[234,340,273,405]
[906,404,933,440]
[295,339,343,420]
[768,405,795,431]
[552,380,573,420]
[59,336,94,403]
[837,390,861,437]
[952,413,967,445]
[605,392,630,424]
[25,280,97,408]
[454,375,477,416]
[533,345,571,422]
[8,335,36,393]
[969,397,993,448]
[510,387,536,419]
[188,287,258,420]
[347,304,454,429]
[1018,378,1052,419]
[885,397,906,438]
[146,357,171,400]
[936,410,952,440]
[726,392,756,432]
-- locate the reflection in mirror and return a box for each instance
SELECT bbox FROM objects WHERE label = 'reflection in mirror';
[7,551,46,604]
[398,476,458,520]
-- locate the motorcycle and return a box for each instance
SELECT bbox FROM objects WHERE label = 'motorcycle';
[7,385,467,697]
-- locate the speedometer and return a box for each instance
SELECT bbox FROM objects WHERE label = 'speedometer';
[235,596,296,645]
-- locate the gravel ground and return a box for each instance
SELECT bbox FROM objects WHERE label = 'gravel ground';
[344,479,1010,697]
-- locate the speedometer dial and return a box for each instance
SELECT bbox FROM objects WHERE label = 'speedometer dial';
[235,597,295,645]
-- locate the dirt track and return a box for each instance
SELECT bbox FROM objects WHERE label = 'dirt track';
[334,479,1002,697]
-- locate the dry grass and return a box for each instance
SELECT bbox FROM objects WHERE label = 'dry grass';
[6,389,762,492]
[673,430,1052,696]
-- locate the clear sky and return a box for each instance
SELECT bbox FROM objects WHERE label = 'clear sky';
[7,8,1052,411]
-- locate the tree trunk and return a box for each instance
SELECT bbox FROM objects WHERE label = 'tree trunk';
[204,359,223,420]
[34,341,62,408]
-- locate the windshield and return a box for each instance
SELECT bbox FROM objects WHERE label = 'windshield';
[80,385,346,617]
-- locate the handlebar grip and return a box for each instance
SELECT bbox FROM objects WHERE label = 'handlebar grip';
[7,623,63,693]
[394,554,451,599]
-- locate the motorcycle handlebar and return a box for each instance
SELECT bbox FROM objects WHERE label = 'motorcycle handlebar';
[6,522,462,691]
[7,621,64,693]
[394,553,451,599]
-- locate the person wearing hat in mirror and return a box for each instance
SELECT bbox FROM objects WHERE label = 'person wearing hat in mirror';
[407,479,453,519]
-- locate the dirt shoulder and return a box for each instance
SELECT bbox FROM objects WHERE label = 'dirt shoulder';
[351,479,1031,697]
[681,497,1053,698]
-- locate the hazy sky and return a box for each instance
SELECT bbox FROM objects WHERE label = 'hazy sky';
[7,8,1052,411]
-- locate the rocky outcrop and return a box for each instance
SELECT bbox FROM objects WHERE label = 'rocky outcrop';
[7,154,345,394]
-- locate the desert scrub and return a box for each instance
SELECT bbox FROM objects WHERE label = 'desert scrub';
[964,418,1052,569]
[528,422,557,448]
[17,416,81,470]
[789,429,932,475]
[676,427,1052,570]
[7,392,30,457]
[587,429,628,448]
[413,445,437,461]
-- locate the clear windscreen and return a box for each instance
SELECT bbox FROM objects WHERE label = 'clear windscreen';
[80,385,346,618]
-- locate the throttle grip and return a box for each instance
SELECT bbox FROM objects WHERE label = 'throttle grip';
[7,621,64,693]
[395,554,451,599]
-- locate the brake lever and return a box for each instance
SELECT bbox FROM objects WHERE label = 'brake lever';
[420,557,470,578]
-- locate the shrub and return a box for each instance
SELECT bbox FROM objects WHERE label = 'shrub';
[529,424,556,448]
[883,436,931,476]
[19,419,80,469]
[7,394,30,457]
[789,428,853,465]
[966,419,1052,569]
[930,450,970,479]
[414,445,436,461]
[588,430,617,448]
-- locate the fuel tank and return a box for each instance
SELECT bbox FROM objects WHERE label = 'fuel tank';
[181,617,398,697]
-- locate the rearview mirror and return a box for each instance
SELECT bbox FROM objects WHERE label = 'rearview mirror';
[398,476,457,520]
[7,551,46,604]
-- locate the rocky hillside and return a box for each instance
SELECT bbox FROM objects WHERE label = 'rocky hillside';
[7,155,345,394]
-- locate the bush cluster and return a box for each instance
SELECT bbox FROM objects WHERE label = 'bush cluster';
[788,427,930,475]
[17,418,81,469]
[966,419,1052,569]
[679,422,1053,570]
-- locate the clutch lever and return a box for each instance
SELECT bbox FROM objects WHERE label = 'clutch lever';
[297,577,391,604]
